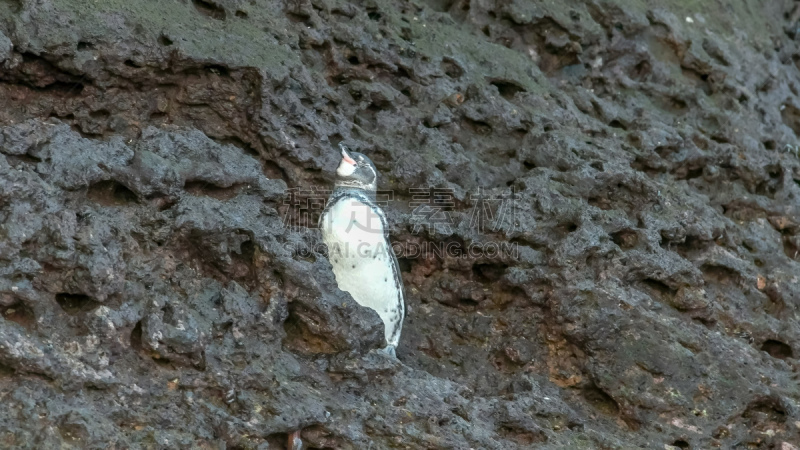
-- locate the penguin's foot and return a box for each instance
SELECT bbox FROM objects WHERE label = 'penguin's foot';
[288,430,303,450]
[379,345,397,358]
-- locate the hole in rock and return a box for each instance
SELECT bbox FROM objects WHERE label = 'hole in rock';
[1,301,35,329]
[183,180,241,200]
[130,321,143,351]
[472,263,507,282]
[611,229,638,249]
[488,78,525,100]
[761,340,793,359]
[459,297,479,309]
[608,120,627,130]
[55,293,100,315]
[192,0,226,20]
[0,362,14,377]
[442,57,464,79]
[87,180,138,206]
[582,383,619,415]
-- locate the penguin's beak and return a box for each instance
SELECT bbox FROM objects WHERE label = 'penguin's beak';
[339,143,356,165]
[336,143,358,177]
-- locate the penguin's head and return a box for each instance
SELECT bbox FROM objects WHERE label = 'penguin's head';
[334,144,377,192]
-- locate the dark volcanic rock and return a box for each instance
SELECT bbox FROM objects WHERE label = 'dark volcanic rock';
[1,0,800,448]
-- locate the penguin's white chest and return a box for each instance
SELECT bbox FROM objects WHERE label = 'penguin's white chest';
[320,196,404,347]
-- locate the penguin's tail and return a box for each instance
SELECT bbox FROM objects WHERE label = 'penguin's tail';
[381,345,397,358]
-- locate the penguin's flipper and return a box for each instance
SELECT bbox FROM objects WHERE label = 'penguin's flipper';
[386,246,405,348]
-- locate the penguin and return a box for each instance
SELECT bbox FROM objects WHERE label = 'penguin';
[288,431,303,450]
[319,143,405,356]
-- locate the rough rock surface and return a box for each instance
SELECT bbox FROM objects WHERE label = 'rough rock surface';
[1,0,800,448]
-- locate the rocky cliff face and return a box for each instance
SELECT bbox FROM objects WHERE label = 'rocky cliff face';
[1,0,799,448]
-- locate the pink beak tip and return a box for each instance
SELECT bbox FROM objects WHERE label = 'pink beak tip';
[340,147,356,165]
